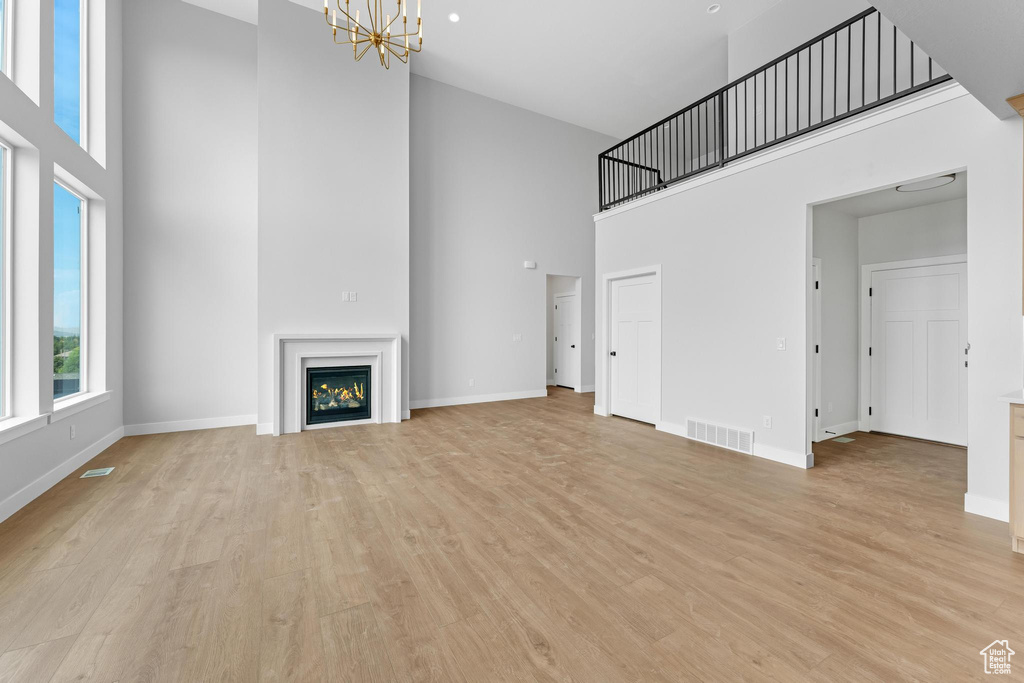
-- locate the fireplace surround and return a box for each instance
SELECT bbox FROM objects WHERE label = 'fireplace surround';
[272,333,402,435]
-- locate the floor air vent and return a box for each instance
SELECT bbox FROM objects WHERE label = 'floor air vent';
[685,419,754,455]
[81,467,114,478]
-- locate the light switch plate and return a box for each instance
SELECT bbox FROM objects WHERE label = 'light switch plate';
[776,337,786,351]
[342,291,350,302]
[350,291,357,302]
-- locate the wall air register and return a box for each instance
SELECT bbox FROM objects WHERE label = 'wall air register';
[685,418,754,455]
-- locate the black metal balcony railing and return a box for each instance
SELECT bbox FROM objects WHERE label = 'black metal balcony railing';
[598,9,953,211]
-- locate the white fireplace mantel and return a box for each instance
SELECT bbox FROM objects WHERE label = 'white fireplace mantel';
[273,333,402,436]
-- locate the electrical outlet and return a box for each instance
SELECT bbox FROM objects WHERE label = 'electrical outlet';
[350,291,357,302]
[468,379,475,387]
[762,416,772,429]
[342,291,350,302]
[70,424,76,440]
[776,337,786,351]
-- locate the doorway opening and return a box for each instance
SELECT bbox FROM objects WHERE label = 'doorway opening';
[809,171,968,458]
[547,275,582,392]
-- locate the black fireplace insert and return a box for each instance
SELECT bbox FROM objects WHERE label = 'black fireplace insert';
[306,365,371,426]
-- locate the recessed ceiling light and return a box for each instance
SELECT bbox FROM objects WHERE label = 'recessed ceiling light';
[707,4,722,14]
[448,12,460,22]
[895,174,956,192]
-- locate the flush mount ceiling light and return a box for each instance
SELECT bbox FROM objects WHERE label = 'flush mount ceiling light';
[448,12,460,22]
[895,174,956,192]
[323,0,423,70]
[707,4,722,13]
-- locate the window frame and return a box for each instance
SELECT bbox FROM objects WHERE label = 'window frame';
[52,177,86,404]
[0,138,10,421]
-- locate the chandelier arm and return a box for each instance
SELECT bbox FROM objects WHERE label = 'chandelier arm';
[325,8,370,36]
[383,42,409,63]
[381,36,415,52]
[334,34,372,46]
[354,41,375,61]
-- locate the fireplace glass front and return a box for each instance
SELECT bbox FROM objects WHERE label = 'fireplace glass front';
[306,365,371,426]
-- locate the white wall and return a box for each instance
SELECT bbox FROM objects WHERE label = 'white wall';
[812,208,859,432]
[257,0,409,430]
[546,275,579,385]
[595,85,1021,519]
[123,0,257,433]
[859,197,968,265]
[0,0,124,520]
[728,0,870,81]
[409,76,612,407]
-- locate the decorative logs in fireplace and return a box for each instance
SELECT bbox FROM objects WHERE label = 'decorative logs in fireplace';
[306,365,372,425]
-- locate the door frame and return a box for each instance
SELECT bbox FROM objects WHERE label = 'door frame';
[553,290,579,391]
[858,253,968,432]
[597,264,662,421]
[811,258,822,441]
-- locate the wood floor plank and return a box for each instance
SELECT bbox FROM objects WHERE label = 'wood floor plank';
[320,603,397,683]
[0,635,75,683]
[260,568,326,682]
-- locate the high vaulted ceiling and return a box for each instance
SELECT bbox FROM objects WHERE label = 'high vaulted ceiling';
[182,0,788,138]
[868,0,1024,119]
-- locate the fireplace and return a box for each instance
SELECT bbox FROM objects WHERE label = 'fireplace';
[306,365,372,426]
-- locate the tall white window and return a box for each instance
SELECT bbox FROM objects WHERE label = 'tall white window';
[0,142,8,418]
[0,0,8,76]
[54,0,84,145]
[54,180,84,401]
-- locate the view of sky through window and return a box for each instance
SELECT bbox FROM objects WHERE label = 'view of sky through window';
[54,182,82,400]
[0,0,7,75]
[54,0,81,143]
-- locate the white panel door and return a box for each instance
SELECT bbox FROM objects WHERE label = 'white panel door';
[610,275,658,424]
[554,294,578,389]
[870,262,967,445]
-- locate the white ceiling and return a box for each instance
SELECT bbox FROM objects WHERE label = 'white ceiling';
[182,0,258,24]
[869,0,1024,119]
[822,172,968,219]
[182,0,787,138]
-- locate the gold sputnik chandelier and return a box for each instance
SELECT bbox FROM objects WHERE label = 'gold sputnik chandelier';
[323,0,423,70]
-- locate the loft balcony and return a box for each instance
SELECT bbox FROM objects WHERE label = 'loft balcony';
[598,8,953,212]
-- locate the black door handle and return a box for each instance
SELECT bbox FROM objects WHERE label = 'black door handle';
[570,345,576,349]
[610,351,617,357]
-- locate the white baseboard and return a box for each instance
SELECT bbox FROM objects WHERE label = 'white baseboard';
[0,426,125,524]
[410,389,547,411]
[580,385,595,393]
[816,420,859,442]
[256,423,273,436]
[656,420,812,469]
[964,492,1009,522]
[124,414,256,437]
[655,421,686,438]
[593,405,608,416]
[402,410,411,421]
[547,378,555,386]
[755,443,814,469]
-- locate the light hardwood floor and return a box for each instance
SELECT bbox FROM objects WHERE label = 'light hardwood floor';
[0,388,1021,681]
